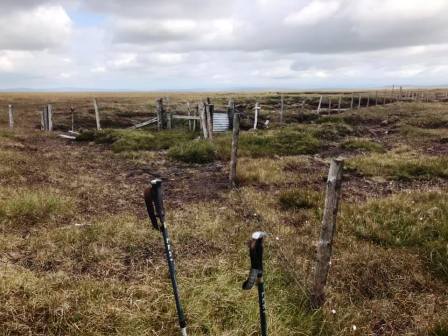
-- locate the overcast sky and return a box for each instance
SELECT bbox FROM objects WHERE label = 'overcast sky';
[1,0,448,91]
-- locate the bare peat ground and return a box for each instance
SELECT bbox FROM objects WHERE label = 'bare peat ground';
[0,93,447,335]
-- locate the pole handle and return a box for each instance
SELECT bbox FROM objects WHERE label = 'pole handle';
[151,179,165,223]
[242,232,267,290]
[144,187,160,230]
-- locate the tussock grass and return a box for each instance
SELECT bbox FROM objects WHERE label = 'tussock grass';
[168,140,216,164]
[0,187,74,231]
[347,150,448,180]
[400,125,448,143]
[346,191,448,280]
[0,149,28,182]
[341,138,385,153]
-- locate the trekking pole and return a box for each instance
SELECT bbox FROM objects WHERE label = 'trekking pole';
[243,231,268,336]
[144,179,188,336]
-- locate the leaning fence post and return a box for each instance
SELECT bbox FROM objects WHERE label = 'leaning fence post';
[357,95,362,110]
[317,96,323,114]
[8,104,13,129]
[254,102,260,130]
[229,112,240,188]
[93,98,101,130]
[310,158,344,309]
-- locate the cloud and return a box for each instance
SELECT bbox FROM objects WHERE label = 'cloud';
[284,0,341,26]
[0,5,72,50]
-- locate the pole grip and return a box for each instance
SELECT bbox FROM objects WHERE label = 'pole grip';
[151,179,165,223]
[144,187,159,230]
[242,232,267,290]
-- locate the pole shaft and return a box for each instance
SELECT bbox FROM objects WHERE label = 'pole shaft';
[258,279,267,336]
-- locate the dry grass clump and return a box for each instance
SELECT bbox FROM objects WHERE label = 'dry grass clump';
[0,187,74,232]
[347,149,448,181]
[278,189,321,211]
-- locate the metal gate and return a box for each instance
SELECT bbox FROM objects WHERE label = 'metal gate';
[213,112,229,132]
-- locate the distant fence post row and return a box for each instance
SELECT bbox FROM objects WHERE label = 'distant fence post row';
[3,88,448,132]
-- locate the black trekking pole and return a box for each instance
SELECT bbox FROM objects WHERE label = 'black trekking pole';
[243,231,268,336]
[144,179,188,336]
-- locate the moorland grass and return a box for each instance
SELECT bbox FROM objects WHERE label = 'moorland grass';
[0,187,73,231]
[347,150,448,180]
[341,138,385,153]
[346,191,448,280]
[168,140,216,164]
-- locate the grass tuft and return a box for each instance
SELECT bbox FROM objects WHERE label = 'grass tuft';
[341,138,385,153]
[0,188,74,230]
[279,189,321,210]
[168,140,216,164]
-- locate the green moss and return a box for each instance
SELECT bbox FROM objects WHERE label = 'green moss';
[168,141,216,163]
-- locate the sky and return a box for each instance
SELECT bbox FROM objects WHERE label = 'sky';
[1,0,448,91]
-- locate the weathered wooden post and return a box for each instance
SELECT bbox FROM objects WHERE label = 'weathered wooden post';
[280,94,284,123]
[310,158,344,309]
[317,96,323,114]
[41,104,53,131]
[93,98,101,130]
[227,98,235,129]
[167,112,172,129]
[199,102,208,139]
[337,96,342,113]
[205,99,214,139]
[229,112,240,188]
[156,98,166,131]
[328,97,332,114]
[366,95,370,107]
[253,102,260,130]
[187,102,192,131]
[357,95,362,110]
[8,104,13,129]
[350,93,354,110]
[70,106,75,132]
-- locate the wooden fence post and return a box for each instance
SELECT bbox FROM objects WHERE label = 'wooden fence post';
[310,158,344,309]
[328,97,332,114]
[366,95,370,107]
[187,102,192,131]
[357,95,362,110]
[70,106,75,132]
[199,102,208,139]
[93,98,101,130]
[337,96,342,113]
[48,104,53,131]
[280,94,284,123]
[229,112,240,188]
[317,96,323,114]
[8,104,13,129]
[350,93,354,110]
[156,98,165,131]
[254,102,260,130]
[227,99,235,129]
[205,100,214,139]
